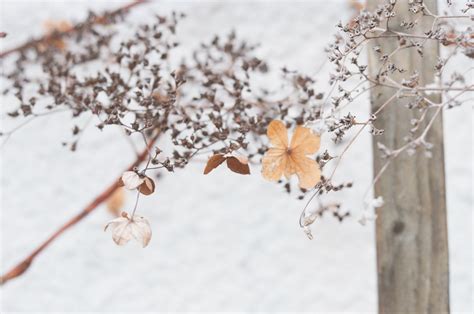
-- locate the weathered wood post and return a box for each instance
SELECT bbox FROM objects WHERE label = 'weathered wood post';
[366,0,450,313]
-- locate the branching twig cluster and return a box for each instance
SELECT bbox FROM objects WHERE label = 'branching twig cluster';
[299,0,472,233]
[0,0,472,281]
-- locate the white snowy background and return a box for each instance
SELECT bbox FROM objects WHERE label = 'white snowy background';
[0,0,472,312]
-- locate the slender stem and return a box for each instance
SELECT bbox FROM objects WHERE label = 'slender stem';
[362,88,468,202]
[1,108,69,149]
[328,92,398,180]
[0,0,148,58]
[0,130,160,285]
[130,190,141,219]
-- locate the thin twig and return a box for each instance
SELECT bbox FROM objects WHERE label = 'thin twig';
[0,130,160,285]
[0,0,148,59]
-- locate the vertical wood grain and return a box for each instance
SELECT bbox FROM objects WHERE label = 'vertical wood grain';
[366,0,450,313]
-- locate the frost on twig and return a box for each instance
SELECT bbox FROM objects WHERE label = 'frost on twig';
[300,201,349,239]
[358,196,384,226]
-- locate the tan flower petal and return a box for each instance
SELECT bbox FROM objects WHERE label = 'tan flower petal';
[292,153,321,189]
[284,154,297,179]
[262,148,287,181]
[267,120,288,149]
[290,125,321,155]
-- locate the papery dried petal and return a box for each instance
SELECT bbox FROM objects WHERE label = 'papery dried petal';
[128,216,152,247]
[261,148,287,181]
[290,126,321,155]
[104,213,152,247]
[292,153,321,189]
[104,216,128,233]
[266,120,288,149]
[139,176,155,195]
[303,226,314,240]
[121,171,145,190]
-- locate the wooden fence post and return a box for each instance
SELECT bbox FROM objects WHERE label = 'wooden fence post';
[366,0,450,313]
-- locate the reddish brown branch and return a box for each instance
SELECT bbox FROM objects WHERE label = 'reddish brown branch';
[0,0,148,59]
[0,131,160,285]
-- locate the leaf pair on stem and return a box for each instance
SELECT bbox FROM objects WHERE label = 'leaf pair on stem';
[204,120,322,190]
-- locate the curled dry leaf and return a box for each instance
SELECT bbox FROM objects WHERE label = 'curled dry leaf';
[204,154,251,175]
[121,171,145,190]
[139,176,156,195]
[104,212,152,247]
[226,156,250,175]
[106,187,126,216]
[203,154,226,174]
[262,120,321,189]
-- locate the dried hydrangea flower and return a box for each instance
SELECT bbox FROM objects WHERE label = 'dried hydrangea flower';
[104,212,152,247]
[262,120,321,189]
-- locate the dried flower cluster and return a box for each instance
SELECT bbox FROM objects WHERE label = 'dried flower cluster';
[1,0,472,245]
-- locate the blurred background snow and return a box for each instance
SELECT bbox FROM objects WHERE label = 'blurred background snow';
[0,0,471,312]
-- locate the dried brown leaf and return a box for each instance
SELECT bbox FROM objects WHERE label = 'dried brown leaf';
[203,154,226,174]
[139,176,155,195]
[226,156,250,175]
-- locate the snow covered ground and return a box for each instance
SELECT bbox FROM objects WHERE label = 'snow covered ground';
[0,0,472,312]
